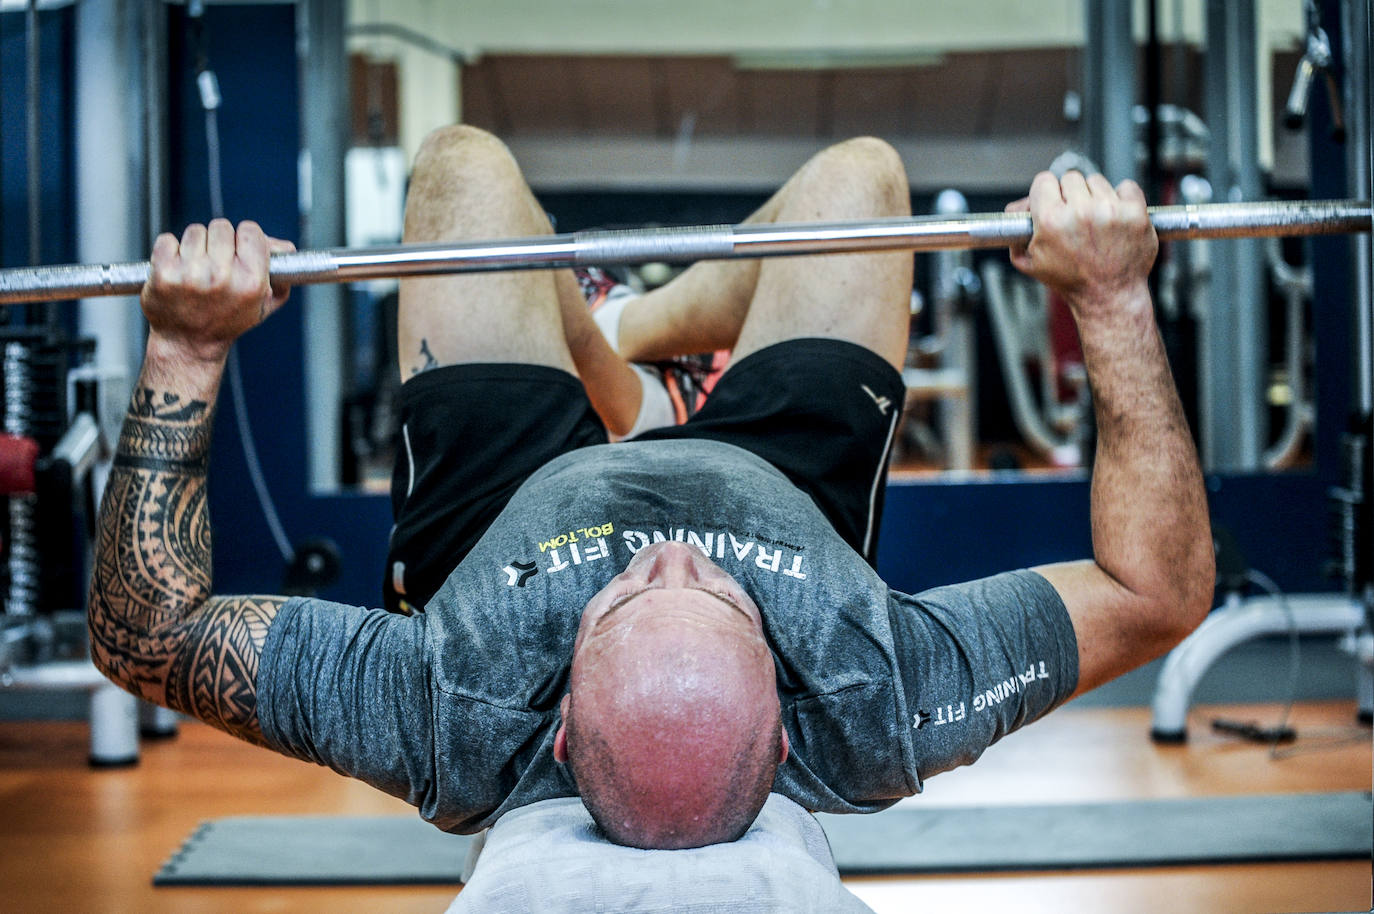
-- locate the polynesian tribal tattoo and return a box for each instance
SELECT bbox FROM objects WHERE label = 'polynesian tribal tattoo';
[88,388,283,745]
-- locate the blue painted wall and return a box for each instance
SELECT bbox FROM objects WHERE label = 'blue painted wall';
[162,4,392,603]
[1,6,76,272]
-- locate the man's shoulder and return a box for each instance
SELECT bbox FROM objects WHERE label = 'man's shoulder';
[892,569,1065,613]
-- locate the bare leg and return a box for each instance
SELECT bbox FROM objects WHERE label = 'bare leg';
[397,133,907,437]
[615,190,785,363]
[732,137,912,371]
[397,126,575,376]
[397,125,648,436]
[616,137,912,371]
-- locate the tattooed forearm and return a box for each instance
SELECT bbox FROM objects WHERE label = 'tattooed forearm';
[132,387,212,421]
[115,388,213,469]
[88,386,283,745]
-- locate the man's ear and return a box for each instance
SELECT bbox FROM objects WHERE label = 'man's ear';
[554,693,571,764]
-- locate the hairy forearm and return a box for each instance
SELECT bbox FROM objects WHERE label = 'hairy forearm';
[1079,288,1213,619]
[88,337,280,742]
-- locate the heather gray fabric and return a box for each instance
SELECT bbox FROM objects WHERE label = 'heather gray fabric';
[446,794,875,913]
[257,439,1078,834]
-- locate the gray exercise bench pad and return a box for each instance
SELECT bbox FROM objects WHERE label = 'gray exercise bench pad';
[154,791,1372,885]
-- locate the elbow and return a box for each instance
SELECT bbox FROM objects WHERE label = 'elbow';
[85,586,115,681]
[1118,532,1215,659]
[1157,540,1216,651]
[86,524,121,684]
[85,578,130,688]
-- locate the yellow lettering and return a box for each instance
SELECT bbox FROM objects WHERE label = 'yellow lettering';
[538,523,614,552]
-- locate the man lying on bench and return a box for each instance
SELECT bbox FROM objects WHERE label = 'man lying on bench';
[88,127,1212,910]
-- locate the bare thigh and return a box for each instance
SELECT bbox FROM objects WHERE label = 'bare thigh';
[396,125,575,378]
[730,137,914,372]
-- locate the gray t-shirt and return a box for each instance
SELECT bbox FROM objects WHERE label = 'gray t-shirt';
[257,439,1077,834]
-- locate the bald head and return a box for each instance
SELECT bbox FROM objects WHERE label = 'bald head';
[555,542,788,849]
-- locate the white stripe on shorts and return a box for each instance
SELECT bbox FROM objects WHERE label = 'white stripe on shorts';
[403,422,416,498]
[863,406,901,558]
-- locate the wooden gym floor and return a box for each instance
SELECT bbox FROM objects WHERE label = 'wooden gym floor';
[0,699,1368,914]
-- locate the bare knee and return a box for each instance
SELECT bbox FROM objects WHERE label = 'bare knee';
[797,136,910,218]
[827,136,909,210]
[829,136,905,176]
[415,124,509,164]
[405,125,545,241]
[411,124,520,186]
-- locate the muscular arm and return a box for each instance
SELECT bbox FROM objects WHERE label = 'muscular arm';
[88,344,282,744]
[88,220,294,745]
[1010,173,1214,698]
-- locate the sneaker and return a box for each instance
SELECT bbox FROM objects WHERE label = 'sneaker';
[660,349,729,423]
[574,265,624,311]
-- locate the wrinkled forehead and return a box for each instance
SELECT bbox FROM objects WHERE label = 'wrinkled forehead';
[578,543,759,622]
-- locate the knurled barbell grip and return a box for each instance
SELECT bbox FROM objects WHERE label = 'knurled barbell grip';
[0,200,1368,305]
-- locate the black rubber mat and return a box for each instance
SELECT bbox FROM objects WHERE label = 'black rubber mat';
[154,791,1371,885]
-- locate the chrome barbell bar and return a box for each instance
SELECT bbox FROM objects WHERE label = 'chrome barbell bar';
[0,199,1369,306]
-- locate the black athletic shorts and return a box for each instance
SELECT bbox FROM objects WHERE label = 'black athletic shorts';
[384,338,904,613]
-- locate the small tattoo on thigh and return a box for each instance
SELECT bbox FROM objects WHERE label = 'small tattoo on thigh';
[411,338,439,376]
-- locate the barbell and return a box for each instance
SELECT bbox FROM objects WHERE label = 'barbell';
[0,199,1369,306]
